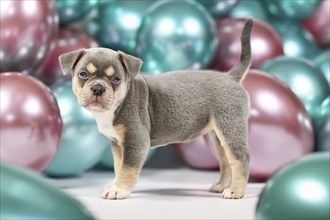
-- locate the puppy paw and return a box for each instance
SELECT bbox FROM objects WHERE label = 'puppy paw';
[221,187,245,199]
[209,182,227,193]
[102,184,131,200]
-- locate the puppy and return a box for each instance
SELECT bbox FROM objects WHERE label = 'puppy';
[59,18,253,200]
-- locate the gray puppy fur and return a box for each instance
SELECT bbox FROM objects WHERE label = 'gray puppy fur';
[59,19,253,200]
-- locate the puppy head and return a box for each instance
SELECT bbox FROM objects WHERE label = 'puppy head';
[59,48,142,112]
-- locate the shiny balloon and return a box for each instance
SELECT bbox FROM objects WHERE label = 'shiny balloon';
[0,162,95,219]
[136,0,218,74]
[314,96,330,128]
[263,0,322,21]
[256,153,330,220]
[44,81,108,177]
[229,0,270,21]
[317,117,330,152]
[94,0,154,55]
[35,27,98,86]
[0,73,62,172]
[56,0,99,25]
[303,0,330,47]
[314,50,330,86]
[242,70,314,180]
[175,135,219,170]
[259,56,330,123]
[271,21,321,59]
[0,0,58,74]
[210,18,283,71]
[196,0,239,18]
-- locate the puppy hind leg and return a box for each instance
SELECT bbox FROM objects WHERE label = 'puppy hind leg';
[209,131,232,193]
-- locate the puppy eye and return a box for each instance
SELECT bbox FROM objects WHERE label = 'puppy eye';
[111,76,121,84]
[79,71,89,79]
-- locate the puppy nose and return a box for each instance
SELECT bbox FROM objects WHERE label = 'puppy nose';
[91,84,105,96]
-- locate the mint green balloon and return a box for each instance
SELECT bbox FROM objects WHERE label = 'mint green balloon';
[256,153,330,220]
[314,50,330,87]
[1,162,95,219]
[44,81,108,177]
[229,0,270,21]
[314,96,330,127]
[136,0,217,74]
[259,56,330,123]
[196,0,239,18]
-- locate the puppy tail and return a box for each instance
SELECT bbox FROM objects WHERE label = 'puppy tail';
[228,18,253,83]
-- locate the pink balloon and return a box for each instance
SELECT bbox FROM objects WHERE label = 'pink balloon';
[35,27,98,86]
[0,73,62,172]
[303,0,330,48]
[175,134,219,169]
[210,18,283,71]
[242,70,314,180]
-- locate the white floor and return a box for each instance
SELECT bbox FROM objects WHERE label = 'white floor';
[48,169,264,220]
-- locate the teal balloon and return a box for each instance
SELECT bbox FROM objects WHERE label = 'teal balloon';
[314,96,330,128]
[256,153,330,220]
[44,81,108,177]
[259,56,330,123]
[229,0,270,21]
[100,147,157,169]
[317,117,330,152]
[314,50,330,87]
[136,0,217,74]
[56,0,99,25]
[263,0,322,21]
[94,0,154,55]
[271,22,321,59]
[1,162,95,219]
[196,0,239,18]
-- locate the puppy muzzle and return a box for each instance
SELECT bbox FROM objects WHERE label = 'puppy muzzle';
[91,83,106,97]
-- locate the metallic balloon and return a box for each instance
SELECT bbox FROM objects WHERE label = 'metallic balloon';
[210,18,283,71]
[229,0,270,21]
[35,27,98,86]
[303,0,330,48]
[259,56,330,123]
[314,96,330,128]
[56,0,99,25]
[0,0,58,74]
[196,0,239,18]
[314,50,330,86]
[0,73,62,172]
[263,0,322,21]
[175,135,219,170]
[94,0,154,55]
[136,0,218,74]
[317,117,330,152]
[256,153,330,220]
[271,21,321,59]
[242,70,314,180]
[44,81,108,177]
[0,162,95,219]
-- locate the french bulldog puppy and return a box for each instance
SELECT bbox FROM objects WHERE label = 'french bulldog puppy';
[59,19,253,200]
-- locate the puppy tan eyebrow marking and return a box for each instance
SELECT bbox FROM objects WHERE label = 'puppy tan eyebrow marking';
[105,65,115,77]
[86,63,97,73]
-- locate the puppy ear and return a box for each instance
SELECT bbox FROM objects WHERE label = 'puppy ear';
[118,51,143,77]
[58,49,85,75]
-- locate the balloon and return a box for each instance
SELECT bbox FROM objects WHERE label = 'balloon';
[56,0,99,25]
[256,153,330,220]
[196,0,239,18]
[229,0,270,21]
[316,117,330,152]
[0,162,95,219]
[44,81,108,177]
[263,0,322,21]
[0,73,62,172]
[35,27,98,86]
[242,70,314,180]
[0,0,58,74]
[99,147,157,169]
[175,135,219,170]
[259,56,330,124]
[314,50,330,86]
[136,0,217,74]
[271,21,321,59]
[303,0,330,47]
[210,18,283,71]
[314,96,330,128]
[93,0,154,55]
